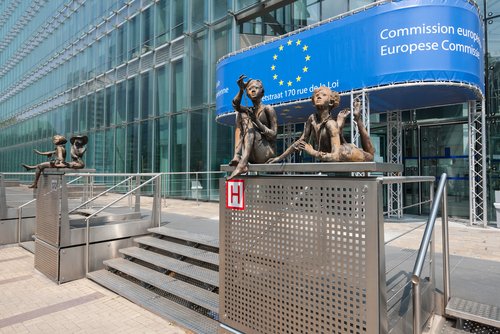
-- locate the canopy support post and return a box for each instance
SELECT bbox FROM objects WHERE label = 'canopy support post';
[387,110,403,218]
[468,99,488,227]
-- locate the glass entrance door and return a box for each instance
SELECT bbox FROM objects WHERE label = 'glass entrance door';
[404,123,469,218]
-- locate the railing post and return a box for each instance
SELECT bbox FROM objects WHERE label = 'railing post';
[442,181,450,309]
[85,216,90,275]
[17,207,22,244]
[196,172,199,205]
[412,278,421,334]
[152,175,161,227]
[90,174,94,209]
[135,175,140,212]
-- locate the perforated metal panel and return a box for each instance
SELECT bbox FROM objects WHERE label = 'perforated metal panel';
[220,176,386,334]
[36,174,61,246]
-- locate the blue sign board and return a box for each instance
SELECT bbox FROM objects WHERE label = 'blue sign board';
[216,0,484,125]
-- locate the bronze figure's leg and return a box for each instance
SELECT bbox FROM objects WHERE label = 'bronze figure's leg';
[228,116,253,180]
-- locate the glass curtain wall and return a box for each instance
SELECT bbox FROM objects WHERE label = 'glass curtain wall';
[0,0,496,210]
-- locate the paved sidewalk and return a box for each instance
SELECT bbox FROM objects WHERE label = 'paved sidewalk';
[2,195,500,333]
[0,245,187,334]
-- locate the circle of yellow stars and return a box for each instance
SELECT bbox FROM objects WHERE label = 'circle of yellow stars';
[270,38,311,87]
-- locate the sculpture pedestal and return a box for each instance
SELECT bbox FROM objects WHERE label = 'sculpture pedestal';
[34,169,151,283]
[218,165,397,334]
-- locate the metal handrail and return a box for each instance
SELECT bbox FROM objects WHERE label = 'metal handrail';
[84,173,162,274]
[411,173,449,334]
[68,175,135,214]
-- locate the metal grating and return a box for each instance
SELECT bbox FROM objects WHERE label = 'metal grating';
[170,38,184,59]
[104,258,219,313]
[155,46,168,64]
[116,64,127,81]
[128,59,139,76]
[34,239,59,282]
[135,236,219,266]
[120,247,219,287]
[220,176,385,334]
[140,52,154,71]
[446,297,500,329]
[87,269,219,334]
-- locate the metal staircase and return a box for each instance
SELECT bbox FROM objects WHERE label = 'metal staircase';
[87,225,220,334]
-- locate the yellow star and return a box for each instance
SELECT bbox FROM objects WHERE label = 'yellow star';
[271,65,276,70]
[287,81,292,86]
[296,39,301,46]
[279,80,284,86]
[279,45,284,51]
[305,55,311,61]
[296,75,301,82]
[302,45,308,51]
[273,54,278,60]
[287,39,293,46]
[273,74,278,80]
[302,66,308,73]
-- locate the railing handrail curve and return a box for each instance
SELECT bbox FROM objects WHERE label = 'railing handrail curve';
[411,173,449,334]
[84,173,162,274]
[69,175,135,214]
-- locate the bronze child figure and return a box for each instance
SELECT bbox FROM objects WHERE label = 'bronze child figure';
[22,134,68,188]
[267,86,374,163]
[228,75,278,180]
[67,135,88,169]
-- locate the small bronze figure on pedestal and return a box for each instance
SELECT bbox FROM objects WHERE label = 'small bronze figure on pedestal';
[67,135,88,169]
[21,134,88,188]
[228,75,278,180]
[22,135,68,188]
[267,86,375,164]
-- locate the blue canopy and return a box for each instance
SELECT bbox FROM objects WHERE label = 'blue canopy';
[215,0,484,125]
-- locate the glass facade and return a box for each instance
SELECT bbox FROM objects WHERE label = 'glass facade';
[0,0,497,221]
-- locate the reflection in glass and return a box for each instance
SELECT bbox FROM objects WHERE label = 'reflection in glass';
[126,123,138,173]
[155,0,169,46]
[192,31,208,107]
[155,66,169,115]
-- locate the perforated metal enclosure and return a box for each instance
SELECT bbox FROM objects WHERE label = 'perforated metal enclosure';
[36,174,63,246]
[219,176,387,334]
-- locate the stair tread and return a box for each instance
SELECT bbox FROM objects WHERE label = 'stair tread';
[135,235,219,266]
[104,258,218,313]
[446,296,500,329]
[87,269,218,334]
[149,226,219,248]
[120,246,219,287]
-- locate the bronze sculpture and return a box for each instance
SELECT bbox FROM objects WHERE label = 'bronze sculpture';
[21,134,88,188]
[67,135,88,169]
[267,86,374,163]
[228,75,277,180]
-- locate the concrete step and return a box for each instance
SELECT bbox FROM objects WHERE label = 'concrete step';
[120,246,219,287]
[149,226,219,248]
[87,269,218,334]
[135,235,219,266]
[104,257,218,313]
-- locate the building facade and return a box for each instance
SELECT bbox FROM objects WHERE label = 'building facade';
[0,0,498,222]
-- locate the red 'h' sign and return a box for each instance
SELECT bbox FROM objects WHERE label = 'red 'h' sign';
[226,179,245,210]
